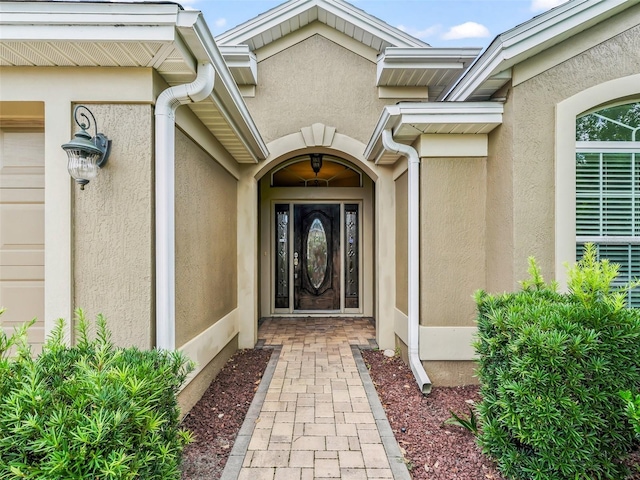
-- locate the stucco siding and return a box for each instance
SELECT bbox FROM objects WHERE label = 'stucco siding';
[74,104,154,349]
[395,171,408,315]
[175,129,237,348]
[486,84,515,293]
[509,17,640,283]
[245,33,390,145]
[420,158,486,327]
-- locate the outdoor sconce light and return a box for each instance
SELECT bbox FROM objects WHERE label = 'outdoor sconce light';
[310,153,323,174]
[61,105,111,190]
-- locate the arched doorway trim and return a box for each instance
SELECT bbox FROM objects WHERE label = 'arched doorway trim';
[255,123,379,182]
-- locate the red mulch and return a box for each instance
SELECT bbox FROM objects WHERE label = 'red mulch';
[180,348,272,480]
[362,349,640,480]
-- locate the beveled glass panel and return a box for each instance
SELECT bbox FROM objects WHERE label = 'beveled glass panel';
[275,205,289,308]
[344,204,359,308]
[306,218,327,289]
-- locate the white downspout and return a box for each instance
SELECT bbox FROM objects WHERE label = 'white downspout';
[155,62,215,350]
[381,129,432,394]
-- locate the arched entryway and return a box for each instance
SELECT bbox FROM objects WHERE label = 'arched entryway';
[258,154,375,317]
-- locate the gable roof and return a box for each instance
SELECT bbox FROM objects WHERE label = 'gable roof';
[443,0,640,101]
[215,0,428,52]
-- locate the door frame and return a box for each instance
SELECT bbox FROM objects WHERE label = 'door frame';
[258,177,374,318]
[274,201,359,314]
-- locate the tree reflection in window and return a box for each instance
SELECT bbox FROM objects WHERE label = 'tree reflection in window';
[577,102,640,141]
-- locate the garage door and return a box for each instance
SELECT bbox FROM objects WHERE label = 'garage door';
[0,129,45,354]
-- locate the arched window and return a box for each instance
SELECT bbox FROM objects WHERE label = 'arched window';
[575,101,640,305]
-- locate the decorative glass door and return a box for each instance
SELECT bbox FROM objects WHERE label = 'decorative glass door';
[294,204,340,310]
[273,203,360,312]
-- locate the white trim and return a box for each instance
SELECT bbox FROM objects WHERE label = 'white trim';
[364,102,503,165]
[555,74,640,290]
[179,309,239,389]
[444,0,640,101]
[216,0,427,51]
[576,141,640,153]
[419,326,477,361]
[418,134,488,158]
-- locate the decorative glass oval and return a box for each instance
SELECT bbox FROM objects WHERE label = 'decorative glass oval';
[306,218,328,289]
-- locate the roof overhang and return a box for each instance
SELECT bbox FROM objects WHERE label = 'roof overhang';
[443,0,640,101]
[216,0,429,52]
[377,47,481,101]
[365,102,504,165]
[219,45,258,85]
[0,0,268,163]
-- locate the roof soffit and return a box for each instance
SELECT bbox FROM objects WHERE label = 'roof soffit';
[215,0,428,53]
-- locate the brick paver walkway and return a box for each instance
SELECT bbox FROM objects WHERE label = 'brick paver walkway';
[222,317,409,480]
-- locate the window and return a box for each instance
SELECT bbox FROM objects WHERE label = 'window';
[576,101,640,305]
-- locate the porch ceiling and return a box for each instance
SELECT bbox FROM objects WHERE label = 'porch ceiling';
[0,1,267,164]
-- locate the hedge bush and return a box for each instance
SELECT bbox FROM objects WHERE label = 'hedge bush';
[474,245,640,479]
[621,390,640,440]
[0,309,194,479]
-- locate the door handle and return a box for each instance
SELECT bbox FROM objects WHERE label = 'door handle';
[293,252,299,267]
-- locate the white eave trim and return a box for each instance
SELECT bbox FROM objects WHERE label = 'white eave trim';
[177,10,268,161]
[219,45,258,85]
[216,0,427,50]
[364,102,504,164]
[376,47,481,87]
[0,1,182,41]
[443,0,640,101]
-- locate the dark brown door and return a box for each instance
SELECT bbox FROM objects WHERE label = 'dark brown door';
[294,204,340,310]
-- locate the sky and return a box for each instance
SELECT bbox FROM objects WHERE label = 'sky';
[180,0,571,49]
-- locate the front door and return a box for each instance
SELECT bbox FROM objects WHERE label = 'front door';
[293,204,340,310]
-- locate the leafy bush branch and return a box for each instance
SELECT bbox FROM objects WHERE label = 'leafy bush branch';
[0,308,194,479]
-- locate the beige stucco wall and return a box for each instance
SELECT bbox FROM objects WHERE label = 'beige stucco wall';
[175,129,238,348]
[420,157,486,327]
[503,11,640,284]
[178,334,238,416]
[245,33,391,145]
[485,83,515,294]
[395,171,408,315]
[74,104,154,349]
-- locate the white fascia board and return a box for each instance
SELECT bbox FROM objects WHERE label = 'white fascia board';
[219,45,258,85]
[0,1,180,25]
[379,47,482,63]
[179,11,268,161]
[444,0,640,101]
[216,0,427,49]
[377,47,481,88]
[0,1,180,42]
[319,0,428,48]
[0,24,177,42]
[215,0,315,46]
[364,102,503,163]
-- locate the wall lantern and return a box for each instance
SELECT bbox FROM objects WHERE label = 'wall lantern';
[61,105,111,190]
[310,153,323,187]
[310,153,323,174]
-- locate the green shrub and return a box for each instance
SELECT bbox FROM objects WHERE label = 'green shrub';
[0,308,194,479]
[620,390,640,440]
[474,244,640,480]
